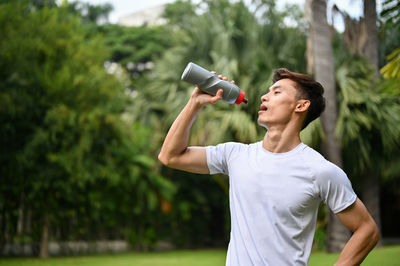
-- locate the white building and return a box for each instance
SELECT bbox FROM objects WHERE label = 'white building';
[117,4,167,27]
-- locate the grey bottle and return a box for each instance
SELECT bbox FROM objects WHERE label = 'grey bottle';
[181,62,247,105]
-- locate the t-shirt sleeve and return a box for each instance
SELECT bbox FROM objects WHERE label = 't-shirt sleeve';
[206,142,237,175]
[315,162,357,213]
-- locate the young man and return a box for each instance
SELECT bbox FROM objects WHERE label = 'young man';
[158,68,379,265]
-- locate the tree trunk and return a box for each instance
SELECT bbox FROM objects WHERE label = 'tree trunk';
[362,0,382,245]
[17,193,25,235]
[26,208,32,234]
[363,0,379,76]
[4,213,10,243]
[39,213,50,258]
[334,0,382,246]
[306,0,351,253]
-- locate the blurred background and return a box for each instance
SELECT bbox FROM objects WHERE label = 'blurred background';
[0,0,399,259]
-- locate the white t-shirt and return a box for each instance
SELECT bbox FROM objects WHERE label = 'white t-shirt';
[206,141,357,266]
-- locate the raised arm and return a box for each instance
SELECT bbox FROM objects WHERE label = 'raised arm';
[158,80,225,174]
[334,198,379,266]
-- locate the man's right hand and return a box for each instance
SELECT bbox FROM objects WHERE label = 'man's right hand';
[190,73,235,108]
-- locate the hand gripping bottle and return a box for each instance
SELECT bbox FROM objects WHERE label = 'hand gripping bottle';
[181,62,248,105]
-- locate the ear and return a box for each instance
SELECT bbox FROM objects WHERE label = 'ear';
[295,99,310,113]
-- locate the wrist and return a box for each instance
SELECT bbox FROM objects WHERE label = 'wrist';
[188,95,205,111]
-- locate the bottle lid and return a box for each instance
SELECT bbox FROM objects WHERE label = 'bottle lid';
[235,90,248,105]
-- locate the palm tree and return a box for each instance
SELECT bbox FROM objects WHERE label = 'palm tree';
[363,0,379,76]
[333,0,383,244]
[336,59,400,247]
[361,0,382,244]
[306,0,351,252]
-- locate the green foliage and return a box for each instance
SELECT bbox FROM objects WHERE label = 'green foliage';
[335,58,400,181]
[0,1,175,250]
[380,0,400,31]
[59,1,173,80]
[378,22,400,184]
[313,204,327,251]
[161,169,229,247]
[379,0,400,69]
[380,47,400,79]
[61,0,113,24]
[0,0,57,8]
[97,24,172,78]
[162,0,197,27]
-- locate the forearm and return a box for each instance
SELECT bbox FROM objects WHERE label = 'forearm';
[335,222,379,266]
[158,97,201,165]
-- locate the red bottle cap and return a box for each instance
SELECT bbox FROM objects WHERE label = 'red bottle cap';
[235,90,248,105]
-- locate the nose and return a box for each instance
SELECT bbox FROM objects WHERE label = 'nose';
[261,92,269,102]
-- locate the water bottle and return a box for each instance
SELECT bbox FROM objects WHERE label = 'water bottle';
[181,62,248,105]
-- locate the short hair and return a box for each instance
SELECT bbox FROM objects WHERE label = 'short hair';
[272,68,326,130]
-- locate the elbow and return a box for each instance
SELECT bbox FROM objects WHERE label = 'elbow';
[364,219,380,247]
[158,152,170,166]
[158,151,176,168]
[371,223,380,246]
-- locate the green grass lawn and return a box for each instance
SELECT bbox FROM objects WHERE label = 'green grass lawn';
[0,245,399,266]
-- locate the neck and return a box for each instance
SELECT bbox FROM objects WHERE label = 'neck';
[262,123,301,153]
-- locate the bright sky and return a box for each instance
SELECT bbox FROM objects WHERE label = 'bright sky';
[84,0,382,31]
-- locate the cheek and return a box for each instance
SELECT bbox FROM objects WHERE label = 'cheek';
[271,100,296,119]
[275,99,296,112]
[273,108,292,121]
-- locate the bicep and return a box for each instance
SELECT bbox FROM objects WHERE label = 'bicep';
[335,198,376,232]
[168,146,210,174]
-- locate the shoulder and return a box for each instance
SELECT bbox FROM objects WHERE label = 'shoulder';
[300,144,326,163]
[210,141,254,151]
[207,141,256,158]
[300,145,347,181]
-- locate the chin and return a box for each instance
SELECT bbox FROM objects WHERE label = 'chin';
[257,118,268,129]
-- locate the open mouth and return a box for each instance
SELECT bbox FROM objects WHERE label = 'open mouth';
[259,104,268,113]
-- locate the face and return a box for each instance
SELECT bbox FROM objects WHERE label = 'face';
[257,78,301,129]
